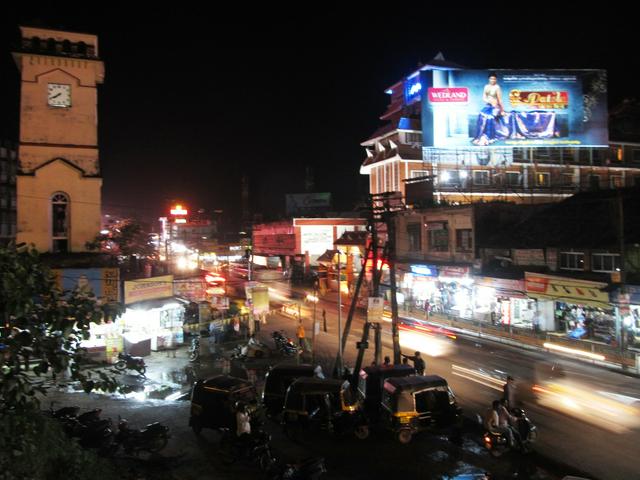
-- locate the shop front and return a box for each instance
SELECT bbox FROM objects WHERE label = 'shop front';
[81,275,187,362]
[525,272,613,341]
[400,264,473,319]
[611,285,640,348]
[473,276,536,328]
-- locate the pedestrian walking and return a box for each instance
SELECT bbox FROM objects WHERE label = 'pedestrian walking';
[296,321,306,348]
[401,351,426,375]
[322,309,327,332]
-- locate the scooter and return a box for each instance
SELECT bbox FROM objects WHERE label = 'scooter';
[115,352,146,376]
[482,408,537,457]
[116,417,170,455]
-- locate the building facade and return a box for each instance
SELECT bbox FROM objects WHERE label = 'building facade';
[360,57,640,205]
[0,140,17,244]
[12,26,104,252]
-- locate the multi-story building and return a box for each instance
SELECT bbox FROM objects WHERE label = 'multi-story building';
[360,55,640,205]
[0,140,17,244]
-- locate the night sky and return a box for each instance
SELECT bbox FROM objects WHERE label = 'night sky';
[1,7,635,232]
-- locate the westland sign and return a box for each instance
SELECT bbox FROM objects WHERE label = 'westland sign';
[428,87,469,103]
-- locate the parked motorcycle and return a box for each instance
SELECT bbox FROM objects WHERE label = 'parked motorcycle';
[272,331,301,357]
[266,456,327,480]
[189,335,201,362]
[232,338,271,360]
[483,408,537,457]
[115,352,147,376]
[116,417,170,455]
[218,428,275,470]
[45,403,115,455]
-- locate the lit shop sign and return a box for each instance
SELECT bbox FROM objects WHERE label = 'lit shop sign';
[404,76,423,104]
[509,90,569,109]
[410,264,438,277]
[428,87,469,103]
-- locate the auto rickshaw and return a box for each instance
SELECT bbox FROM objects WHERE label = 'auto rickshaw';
[357,364,415,421]
[282,377,369,440]
[189,375,259,434]
[381,375,462,444]
[262,363,315,417]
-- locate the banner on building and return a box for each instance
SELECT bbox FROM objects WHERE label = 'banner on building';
[124,275,174,305]
[524,272,609,308]
[52,268,120,303]
[421,69,608,149]
[474,276,526,298]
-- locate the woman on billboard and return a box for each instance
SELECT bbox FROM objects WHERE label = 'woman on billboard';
[472,72,510,146]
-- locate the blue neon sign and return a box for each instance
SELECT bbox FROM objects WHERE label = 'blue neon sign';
[410,264,438,277]
[404,76,423,105]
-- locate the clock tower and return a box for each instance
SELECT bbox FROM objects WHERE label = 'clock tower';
[12,26,104,253]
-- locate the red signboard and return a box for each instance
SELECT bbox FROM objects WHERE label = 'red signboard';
[428,87,469,103]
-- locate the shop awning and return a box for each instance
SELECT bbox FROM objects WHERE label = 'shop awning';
[524,272,610,308]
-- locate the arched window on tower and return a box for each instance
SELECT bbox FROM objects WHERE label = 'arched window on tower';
[52,192,69,252]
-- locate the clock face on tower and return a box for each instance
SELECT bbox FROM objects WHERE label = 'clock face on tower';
[47,83,71,108]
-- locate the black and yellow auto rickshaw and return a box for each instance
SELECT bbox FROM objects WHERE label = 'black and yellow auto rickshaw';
[282,377,369,440]
[262,363,315,417]
[357,364,415,421]
[381,375,462,444]
[189,375,259,434]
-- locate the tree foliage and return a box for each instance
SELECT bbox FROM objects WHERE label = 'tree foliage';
[86,219,155,259]
[0,244,126,414]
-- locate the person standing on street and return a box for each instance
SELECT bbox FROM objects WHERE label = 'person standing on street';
[322,309,327,332]
[296,321,306,349]
[503,376,517,408]
[401,351,426,375]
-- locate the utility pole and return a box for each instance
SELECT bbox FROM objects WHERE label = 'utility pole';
[312,283,318,364]
[387,212,401,365]
[617,189,627,364]
[336,251,343,376]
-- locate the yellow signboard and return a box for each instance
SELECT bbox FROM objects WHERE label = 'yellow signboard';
[124,275,174,305]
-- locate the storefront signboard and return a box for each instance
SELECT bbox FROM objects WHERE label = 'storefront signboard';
[410,264,438,277]
[124,275,174,305]
[524,272,609,308]
[440,266,469,278]
[474,276,526,298]
[52,268,120,303]
[512,249,546,267]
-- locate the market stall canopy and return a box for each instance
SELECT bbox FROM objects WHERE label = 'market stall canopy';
[335,230,368,247]
[316,249,340,264]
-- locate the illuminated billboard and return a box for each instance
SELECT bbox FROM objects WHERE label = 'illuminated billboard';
[420,70,608,148]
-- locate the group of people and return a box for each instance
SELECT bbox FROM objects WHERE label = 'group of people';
[371,351,426,376]
[484,376,521,447]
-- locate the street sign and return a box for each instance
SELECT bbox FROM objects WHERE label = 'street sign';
[367,297,384,322]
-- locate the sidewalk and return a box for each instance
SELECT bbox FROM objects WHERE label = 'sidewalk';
[315,288,640,375]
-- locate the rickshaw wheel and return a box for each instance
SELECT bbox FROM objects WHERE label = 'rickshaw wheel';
[397,428,413,444]
[354,424,370,440]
